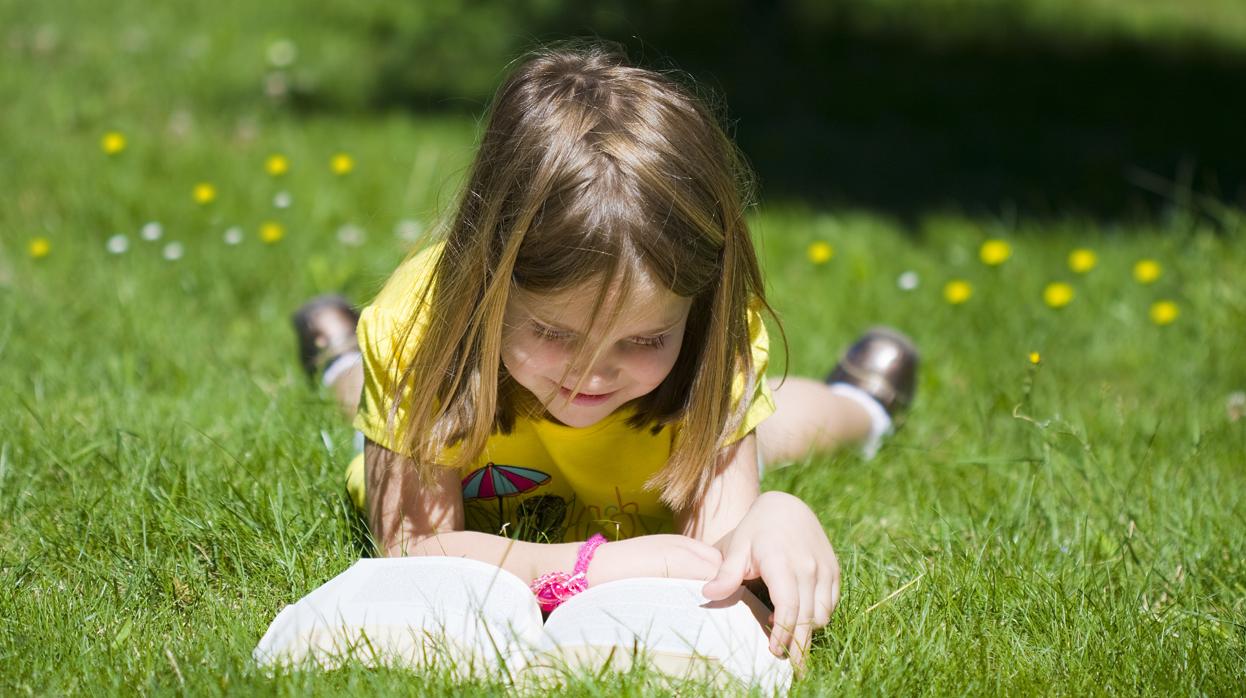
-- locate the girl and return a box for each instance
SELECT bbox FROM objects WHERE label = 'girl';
[293,44,917,668]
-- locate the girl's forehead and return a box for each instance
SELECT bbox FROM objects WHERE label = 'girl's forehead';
[513,276,692,332]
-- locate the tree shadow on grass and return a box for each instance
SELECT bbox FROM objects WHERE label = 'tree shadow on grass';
[352,2,1246,223]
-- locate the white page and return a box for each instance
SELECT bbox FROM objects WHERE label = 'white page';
[254,557,541,679]
[535,578,791,693]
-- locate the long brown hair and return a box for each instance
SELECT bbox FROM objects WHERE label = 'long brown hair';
[389,42,779,510]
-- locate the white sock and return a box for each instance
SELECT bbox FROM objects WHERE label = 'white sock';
[321,350,362,388]
[828,382,893,460]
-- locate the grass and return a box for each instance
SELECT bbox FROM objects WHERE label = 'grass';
[2,0,1245,695]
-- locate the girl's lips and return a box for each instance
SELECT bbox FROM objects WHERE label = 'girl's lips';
[559,386,616,406]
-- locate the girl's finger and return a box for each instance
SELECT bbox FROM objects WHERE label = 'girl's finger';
[790,566,816,663]
[813,564,834,627]
[766,570,799,657]
[702,546,749,600]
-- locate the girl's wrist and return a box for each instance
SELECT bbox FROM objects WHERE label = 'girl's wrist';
[529,534,608,613]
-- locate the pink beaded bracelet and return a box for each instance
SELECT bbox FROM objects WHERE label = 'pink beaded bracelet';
[530,533,608,613]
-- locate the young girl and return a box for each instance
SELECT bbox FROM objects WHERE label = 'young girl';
[293,44,917,668]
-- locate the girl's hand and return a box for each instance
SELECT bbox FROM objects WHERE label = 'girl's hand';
[588,534,723,586]
[701,491,840,669]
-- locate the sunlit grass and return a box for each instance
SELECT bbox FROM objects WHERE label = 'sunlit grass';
[1,0,1244,695]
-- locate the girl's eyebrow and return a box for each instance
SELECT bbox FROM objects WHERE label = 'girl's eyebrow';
[531,314,681,337]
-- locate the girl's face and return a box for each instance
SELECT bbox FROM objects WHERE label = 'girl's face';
[501,274,693,428]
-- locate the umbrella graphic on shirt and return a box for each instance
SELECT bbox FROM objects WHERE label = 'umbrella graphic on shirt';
[461,462,551,529]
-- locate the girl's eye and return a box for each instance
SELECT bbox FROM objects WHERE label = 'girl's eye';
[532,323,573,342]
[631,334,666,349]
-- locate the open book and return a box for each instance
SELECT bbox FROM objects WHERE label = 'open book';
[254,557,791,693]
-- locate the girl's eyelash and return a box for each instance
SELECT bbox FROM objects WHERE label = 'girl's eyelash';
[531,322,665,349]
[532,323,573,341]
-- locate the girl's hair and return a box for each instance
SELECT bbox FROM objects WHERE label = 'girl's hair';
[391,41,778,510]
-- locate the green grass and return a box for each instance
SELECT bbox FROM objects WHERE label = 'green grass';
[2,0,1245,695]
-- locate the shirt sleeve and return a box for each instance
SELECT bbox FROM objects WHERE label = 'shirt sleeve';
[725,300,776,444]
[351,247,441,457]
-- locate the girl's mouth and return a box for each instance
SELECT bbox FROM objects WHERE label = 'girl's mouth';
[559,387,616,406]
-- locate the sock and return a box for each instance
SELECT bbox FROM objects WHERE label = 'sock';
[827,382,893,460]
[321,350,362,388]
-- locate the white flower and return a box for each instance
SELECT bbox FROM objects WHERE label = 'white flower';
[162,242,184,261]
[897,270,920,291]
[141,221,163,241]
[223,226,244,245]
[273,191,292,209]
[394,219,423,242]
[106,234,129,254]
[336,224,365,247]
[267,39,298,68]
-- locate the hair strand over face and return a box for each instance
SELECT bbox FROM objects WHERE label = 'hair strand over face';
[387,41,784,511]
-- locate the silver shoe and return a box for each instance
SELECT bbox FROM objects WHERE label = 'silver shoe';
[826,326,919,417]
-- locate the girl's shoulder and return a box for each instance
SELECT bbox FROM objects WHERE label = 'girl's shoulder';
[366,241,445,323]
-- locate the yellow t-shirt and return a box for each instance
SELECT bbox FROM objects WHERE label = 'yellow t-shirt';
[347,243,775,542]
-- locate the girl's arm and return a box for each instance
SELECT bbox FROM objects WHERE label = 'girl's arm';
[364,440,721,585]
[674,433,762,544]
[677,433,841,670]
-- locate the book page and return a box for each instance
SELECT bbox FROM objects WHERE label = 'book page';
[532,578,791,693]
[254,557,541,679]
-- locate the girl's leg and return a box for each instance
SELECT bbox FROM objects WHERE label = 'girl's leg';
[325,358,365,420]
[756,327,918,468]
[292,295,364,420]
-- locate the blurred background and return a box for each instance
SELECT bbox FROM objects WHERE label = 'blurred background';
[9,0,1246,221]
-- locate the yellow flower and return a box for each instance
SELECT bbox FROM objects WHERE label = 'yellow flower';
[1029,352,1041,365]
[330,153,354,176]
[1133,259,1162,284]
[28,237,51,259]
[1043,282,1075,309]
[259,221,285,244]
[1068,248,1097,274]
[943,279,972,305]
[192,182,217,205]
[265,154,289,177]
[101,131,127,155]
[1149,300,1179,325]
[979,239,1012,266]
[806,241,834,265]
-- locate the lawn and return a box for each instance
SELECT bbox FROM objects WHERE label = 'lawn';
[2,0,1244,695]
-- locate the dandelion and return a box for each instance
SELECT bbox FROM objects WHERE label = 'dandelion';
[106,234,129,254]
[336,224,365,247]
[897,270,920,291]
[1149,300,1179,325]
[267,39,298,68]
[1029,352,1041,365]
[259,221,285,244]
[265,154,289,177]
[330,153,354,176]
[28,237,51,259]
[223,226,244,245]
[1068,248,1097,274]
[943,279,972,305]
[141,222,163,241]
[101,131,127,155]
[193,182,217,205]
[806,241,834,265]
[162,242,184,261]
[1042,282,1075,309]
[273,191,292,209]
[394,219,423,242]
[1133,259,1162,284]
[979,239,1012,266]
